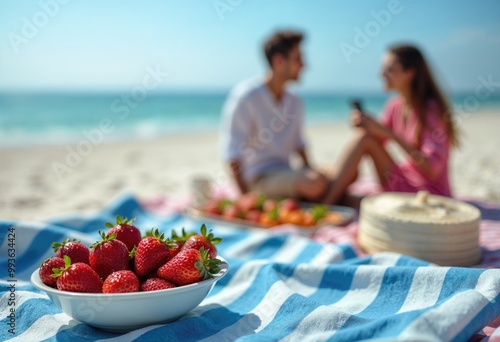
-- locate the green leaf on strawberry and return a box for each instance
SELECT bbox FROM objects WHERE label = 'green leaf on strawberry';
[51,255,72,278]
[51,238,78,253]
[195,247,221,280]
[200,224,222,245]
[171,227,195,242]
[90,231,117,249]
[105,215,136,228]
[129,245,137,260]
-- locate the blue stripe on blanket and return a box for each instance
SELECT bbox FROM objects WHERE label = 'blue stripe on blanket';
[456,291,500,342]
[437,267,483,302]
[0,298,61,341]
[1,193,499,342]
[0,223,66,278]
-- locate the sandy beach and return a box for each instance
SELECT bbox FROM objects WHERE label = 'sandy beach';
[1,110,499,222]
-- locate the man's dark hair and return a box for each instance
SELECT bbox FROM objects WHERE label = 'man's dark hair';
[263,30,304,67]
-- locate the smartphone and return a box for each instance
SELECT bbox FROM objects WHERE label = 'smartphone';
[350,99,363,112]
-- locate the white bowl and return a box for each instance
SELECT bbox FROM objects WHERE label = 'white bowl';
[31,258,228,332]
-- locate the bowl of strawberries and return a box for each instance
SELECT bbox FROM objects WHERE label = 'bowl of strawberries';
[31,217,228,332]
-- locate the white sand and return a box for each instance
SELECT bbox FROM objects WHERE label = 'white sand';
[1,110,499,221]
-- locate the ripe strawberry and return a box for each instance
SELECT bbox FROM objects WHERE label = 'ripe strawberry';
[105,215,141,252]
[280,198,299,211]
[245,210,262,223]
[39,257,65,288]
[181,224,222,259]
[53,255,103,293]
[52,239,90,265]
[263,199,278,212]
[169,228,195,258]
[102,270,140,293]
[222,204,241,220]
[90,231,129,280]
[237,192,260,212]
[141,278,176,292]
[157,247,221,286]
[203,200,223,215]
[134,228,172,277]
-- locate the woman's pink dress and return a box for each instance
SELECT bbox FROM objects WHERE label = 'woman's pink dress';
[380,97,451,197]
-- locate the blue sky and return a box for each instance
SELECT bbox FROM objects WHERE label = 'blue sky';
[1,0,499,93]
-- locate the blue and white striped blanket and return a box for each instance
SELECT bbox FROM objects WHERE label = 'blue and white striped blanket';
[1,194,499,341]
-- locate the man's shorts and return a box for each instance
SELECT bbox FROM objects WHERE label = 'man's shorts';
[248,169,303,199]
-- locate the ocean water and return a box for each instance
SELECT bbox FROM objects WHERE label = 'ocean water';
[0,92,499,148]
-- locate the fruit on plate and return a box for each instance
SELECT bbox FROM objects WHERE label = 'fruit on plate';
[245,210,262,223]
[52,255,103,293]
[302,211,315,226]
[259,210,279,226]
[222,204,242,220]
[158,247,221,286]
[200,192,339,228]
[318,212,343,225]
[280,209,304,226]
[44,223,223,294]
[52,238,90,265]
[279,198,300,212]
[262,199,278,212]
[134,228,172,277]
[204,200,222,215]
[90,231,130,280]
[236,192,262,212]
[106,215,142,252]
[102,270,140,293]
[181,224,221,259]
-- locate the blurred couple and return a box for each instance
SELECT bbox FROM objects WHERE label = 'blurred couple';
[220,30,459,205]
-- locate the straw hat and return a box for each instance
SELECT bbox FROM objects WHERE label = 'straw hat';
[358,191,481,266]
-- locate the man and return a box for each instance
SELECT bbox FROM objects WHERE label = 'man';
[220,30,327,201]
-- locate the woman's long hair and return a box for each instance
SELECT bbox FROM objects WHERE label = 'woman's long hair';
[389,44,459,147]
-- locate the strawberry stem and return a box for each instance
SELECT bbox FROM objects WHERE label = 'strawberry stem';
[90,231,117,249]
[51,255,72,278]
[194,247,221,280]
[199,224,222,245]
[129,246,137,260]
[144,228,176,248]
[51,238,78,253]
[171,227,195,242]
[105,215,137,228]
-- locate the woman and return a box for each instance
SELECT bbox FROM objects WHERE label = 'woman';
[323,44,459,204]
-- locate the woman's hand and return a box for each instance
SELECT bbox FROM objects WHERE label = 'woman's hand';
[349,109,364,128]
[351,111,393,141]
